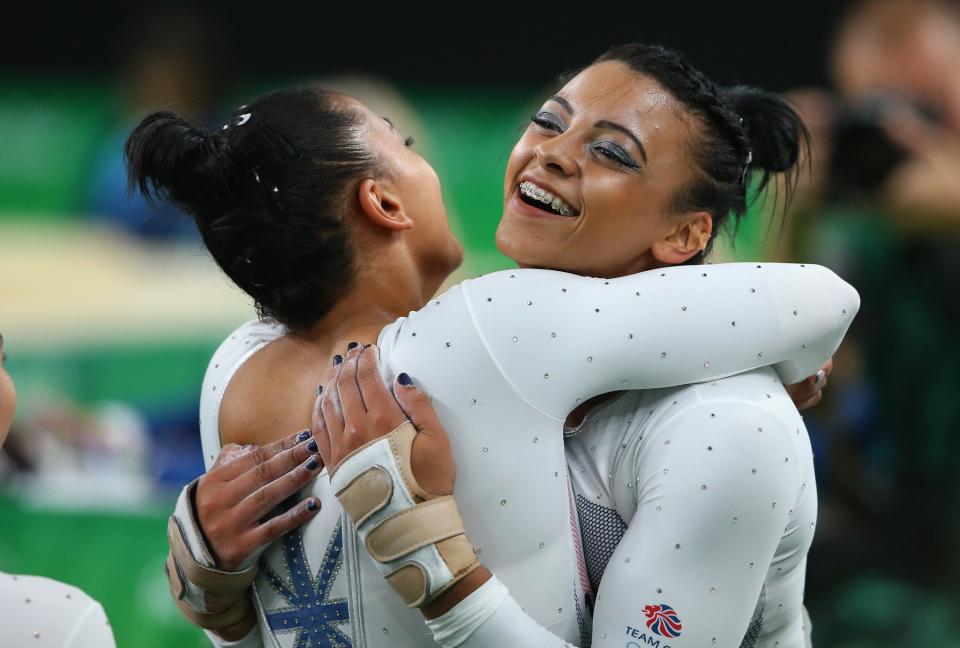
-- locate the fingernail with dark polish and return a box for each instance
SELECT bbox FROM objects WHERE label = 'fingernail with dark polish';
[397,372,413,386]
[306,457,319,470]
[297,430,311,442]
[307,499,319,511]
[307,439,318,453]
[333,354,343,366]
[316,384,323,396]
[347,341,359,350]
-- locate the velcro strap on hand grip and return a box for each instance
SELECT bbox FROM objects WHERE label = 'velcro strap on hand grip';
[165,480,258,629]
[330,421,480,608]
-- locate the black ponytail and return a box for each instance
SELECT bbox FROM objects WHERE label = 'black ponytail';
[595,44,810,261]
[125,111,236,209]
[125,86,380,330]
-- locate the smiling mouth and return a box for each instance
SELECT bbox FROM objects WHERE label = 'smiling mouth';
[516,181,578,217]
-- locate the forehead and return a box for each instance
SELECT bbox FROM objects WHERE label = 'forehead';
[559,61,688,124]
[557,60,699,163]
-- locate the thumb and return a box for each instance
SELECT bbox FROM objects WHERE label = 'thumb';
[394,373,444,437]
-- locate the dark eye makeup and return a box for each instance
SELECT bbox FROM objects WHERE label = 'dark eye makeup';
[531,112,640,170]
[593,141,639,169]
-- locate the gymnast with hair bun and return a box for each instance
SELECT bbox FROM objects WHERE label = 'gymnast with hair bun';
[131,43,856,647]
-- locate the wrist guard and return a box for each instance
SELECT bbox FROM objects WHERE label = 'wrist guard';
[330,420,480,607]
[165,479,258,630]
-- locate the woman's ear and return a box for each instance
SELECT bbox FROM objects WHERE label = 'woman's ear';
[650,211,713,265]
[357,178,414,231]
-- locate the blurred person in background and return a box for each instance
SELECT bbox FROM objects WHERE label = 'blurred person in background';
[0,334,117,647]
[783,0,960,642]
[85,5,231,241]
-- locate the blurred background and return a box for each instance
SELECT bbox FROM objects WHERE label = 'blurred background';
[2,1,959,645]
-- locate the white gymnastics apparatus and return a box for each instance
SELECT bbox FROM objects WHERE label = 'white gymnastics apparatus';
[198,263,858,648]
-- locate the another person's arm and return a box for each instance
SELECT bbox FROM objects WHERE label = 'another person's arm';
[314,346,823,647]
[461,263,857,418]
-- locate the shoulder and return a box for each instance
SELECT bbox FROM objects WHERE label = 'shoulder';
[0,574,115,647]
[615,370,806,508]
[199,319,285,466]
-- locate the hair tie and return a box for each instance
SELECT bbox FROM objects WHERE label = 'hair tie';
[738,150,753,189]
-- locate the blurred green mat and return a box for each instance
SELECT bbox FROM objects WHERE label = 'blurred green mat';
[0,493,206,648]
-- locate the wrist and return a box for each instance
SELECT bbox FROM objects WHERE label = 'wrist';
[422,565,492,619]
[331,421,480,608]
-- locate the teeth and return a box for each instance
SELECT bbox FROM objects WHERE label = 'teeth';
[519,181,575,216]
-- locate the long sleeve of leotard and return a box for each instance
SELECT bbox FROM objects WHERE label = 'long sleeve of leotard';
[463,263,858,418]
[427,398,806,648]
[588,400,804,647]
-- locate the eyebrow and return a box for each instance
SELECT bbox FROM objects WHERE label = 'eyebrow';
[595,120,647,163]
[546,96,648,164]
[548,95,574,114]
[382,116,398,131]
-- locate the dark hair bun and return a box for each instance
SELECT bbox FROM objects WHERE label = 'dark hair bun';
[125,111,235,211]
[124,87,379,330]
[722,86,808,174]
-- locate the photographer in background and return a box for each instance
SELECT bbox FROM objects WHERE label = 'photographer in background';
[785,0,960,643]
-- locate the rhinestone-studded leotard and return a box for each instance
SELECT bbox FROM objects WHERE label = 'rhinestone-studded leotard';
[199,264,857,647]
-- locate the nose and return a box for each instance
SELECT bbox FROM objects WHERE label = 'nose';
[534,138,579,177]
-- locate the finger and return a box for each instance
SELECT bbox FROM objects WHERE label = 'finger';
[321,361,346,440]
[212,443,256,472]
[215,429,311,481]
[245,497,322,550]
[787,382,817,404]
[394,373,446,440]
[239,453,324,522]
[336,343,367,426]
[795,391,823,412]
[230,436,320,505]
[356,346,405,427]
[814,369,828,389]
[312,385,334,467]
[821,358,834,378]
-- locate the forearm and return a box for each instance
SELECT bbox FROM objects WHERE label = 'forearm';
[425,574,574,648]
[467,263,859,418]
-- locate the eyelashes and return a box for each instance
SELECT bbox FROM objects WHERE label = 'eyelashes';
[531,112,563,132]
[593,142,639,169]
[404,136,415,147]
[530,112,639,170]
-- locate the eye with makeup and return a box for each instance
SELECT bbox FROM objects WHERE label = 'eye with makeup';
[592,140,639,170]
[531,111,564,133]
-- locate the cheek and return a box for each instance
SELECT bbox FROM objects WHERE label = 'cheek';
[0,371,16,442]
[503,135,535,195]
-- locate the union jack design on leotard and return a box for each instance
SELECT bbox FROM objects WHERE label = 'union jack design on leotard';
[643,603,683,638]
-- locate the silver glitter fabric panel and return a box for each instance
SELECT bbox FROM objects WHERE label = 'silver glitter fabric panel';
[575,495,627,594]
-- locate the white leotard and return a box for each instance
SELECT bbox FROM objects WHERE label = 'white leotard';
[199,263,858,648]
[566,370,815,647]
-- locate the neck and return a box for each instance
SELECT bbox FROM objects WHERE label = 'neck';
[296,246,442,353]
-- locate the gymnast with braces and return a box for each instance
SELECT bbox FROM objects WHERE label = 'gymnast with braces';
[134,44,858,647]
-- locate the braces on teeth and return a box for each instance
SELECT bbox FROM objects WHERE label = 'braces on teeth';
[519,181,575,216]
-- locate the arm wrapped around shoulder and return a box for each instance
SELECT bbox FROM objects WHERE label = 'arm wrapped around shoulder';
[330,420,480,608]
[165,479,259,631]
